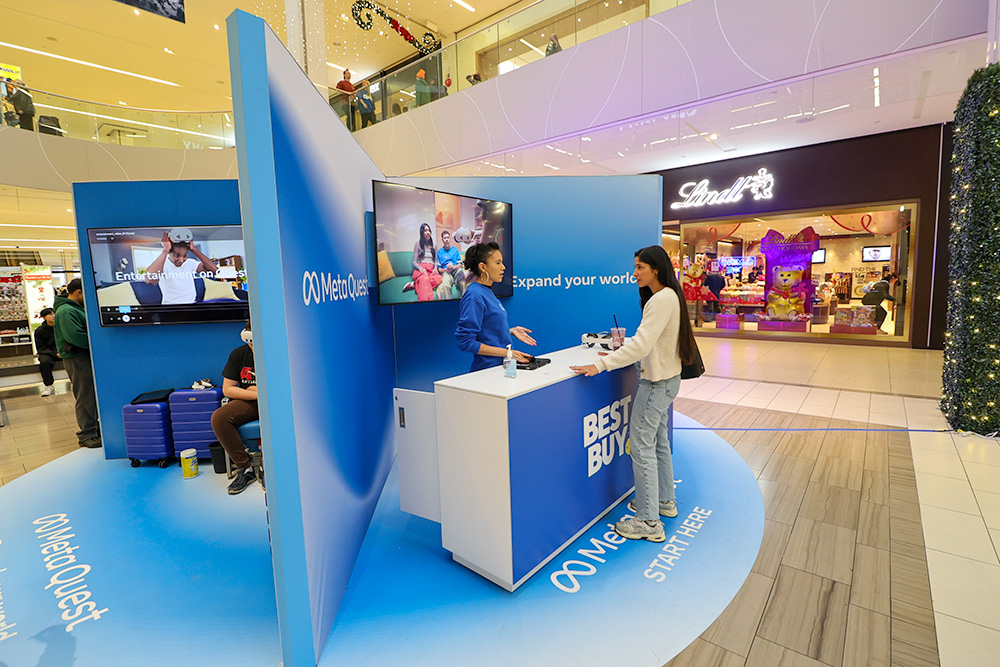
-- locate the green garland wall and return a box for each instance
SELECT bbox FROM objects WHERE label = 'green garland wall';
[943,63,1000,433]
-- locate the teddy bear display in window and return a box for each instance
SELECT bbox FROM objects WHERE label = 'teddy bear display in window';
[765,265,808,321]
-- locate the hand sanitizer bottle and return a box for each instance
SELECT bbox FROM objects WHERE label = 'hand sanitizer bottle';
[504,344,517,378]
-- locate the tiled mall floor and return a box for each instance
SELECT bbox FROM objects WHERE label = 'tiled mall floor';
[1,339,997,666]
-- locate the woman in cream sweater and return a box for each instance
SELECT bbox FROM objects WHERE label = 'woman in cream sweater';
[571,245,698,542]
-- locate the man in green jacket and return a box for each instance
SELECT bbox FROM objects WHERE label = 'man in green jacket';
[54,278,101,448]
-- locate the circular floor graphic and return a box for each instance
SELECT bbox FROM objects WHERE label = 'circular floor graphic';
[320,411,765,666]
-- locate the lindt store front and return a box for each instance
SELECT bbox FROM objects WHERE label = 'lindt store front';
[654,126,950,349]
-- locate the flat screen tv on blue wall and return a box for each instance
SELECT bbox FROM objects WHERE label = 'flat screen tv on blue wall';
[87,225,250,326]
[372,180,512,305]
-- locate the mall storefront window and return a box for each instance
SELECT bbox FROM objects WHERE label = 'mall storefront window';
[653,126,950,349]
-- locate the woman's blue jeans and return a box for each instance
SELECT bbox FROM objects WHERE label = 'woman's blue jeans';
[629,374,681,522]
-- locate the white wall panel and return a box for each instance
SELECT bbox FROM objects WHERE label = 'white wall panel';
[356,0,987,176]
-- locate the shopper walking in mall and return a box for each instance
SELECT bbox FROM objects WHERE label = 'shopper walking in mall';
[54,279,101,448]
[570,245,697,542]
[861,271,899,334]
[34,307,59,397]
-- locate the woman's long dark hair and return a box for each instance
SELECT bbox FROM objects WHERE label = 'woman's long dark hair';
[418,223,435,251]
[635,245,697,365]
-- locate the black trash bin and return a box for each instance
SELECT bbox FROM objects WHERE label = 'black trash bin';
[208,441,228,474]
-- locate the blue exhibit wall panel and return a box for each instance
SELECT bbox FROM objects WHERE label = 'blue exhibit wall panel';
[228,10,396,666]
[72,180,244,460]
[507,364,638,583]
[391,175,662,391]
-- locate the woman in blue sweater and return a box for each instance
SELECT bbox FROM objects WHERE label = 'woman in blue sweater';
[455,242,536,371]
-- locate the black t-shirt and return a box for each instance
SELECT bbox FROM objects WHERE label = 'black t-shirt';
[222,344,256,390]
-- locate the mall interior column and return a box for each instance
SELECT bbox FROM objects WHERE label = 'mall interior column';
[285,0,328,97]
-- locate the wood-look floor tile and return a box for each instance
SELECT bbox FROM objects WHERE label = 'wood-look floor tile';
[757,566,850,666]
[798,482,861,530]
[745,637,829,667]
[851,545,890,614]
[783,518,857,584]
[864,444,889,472]
[858,501,890,550]
[818,434,867,463]
[843,605,890,667]
[866,429,890,449]
[675,398,728,427]
[760,453,816,488]
[758,479,808,525]
[810,455,863,491]
[888,496,922,524]
[888,451,916,473]
[889,532,927,560]
[862,470,890,505]
[702,571,775,657]
[777,431,826,459]
[733,440,776,473]
[664,638,745,667]
[891,599,935,631]
[890,638,940,667]
[753,519,793,578]
[889,515,925,547]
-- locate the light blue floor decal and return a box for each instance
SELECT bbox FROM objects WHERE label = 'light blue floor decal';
[0,450,279,667]
[320,412,765,666]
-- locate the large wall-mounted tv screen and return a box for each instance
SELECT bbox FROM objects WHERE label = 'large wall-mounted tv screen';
[88,225,249,326]
[372,181,512,305]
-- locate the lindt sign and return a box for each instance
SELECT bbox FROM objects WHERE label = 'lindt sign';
[669,168,775,210]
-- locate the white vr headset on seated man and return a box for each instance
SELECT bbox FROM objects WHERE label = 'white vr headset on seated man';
[241,328,253,345]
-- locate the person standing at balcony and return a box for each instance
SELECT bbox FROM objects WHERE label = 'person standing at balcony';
[415,69,431,107]
[336,69,356,131]
[357,80,377,128]
[7,79,34,130]
[545,34,562,56]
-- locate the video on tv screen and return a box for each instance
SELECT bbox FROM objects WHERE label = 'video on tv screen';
[88,225,250,326]
[372,181,512,305]
[862,245,891,262]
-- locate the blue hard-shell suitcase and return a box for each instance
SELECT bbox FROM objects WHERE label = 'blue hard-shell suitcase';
[122,403,174,468]
[169,388,223,408]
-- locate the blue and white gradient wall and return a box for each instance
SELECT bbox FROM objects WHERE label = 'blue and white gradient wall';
[228,11,395,666]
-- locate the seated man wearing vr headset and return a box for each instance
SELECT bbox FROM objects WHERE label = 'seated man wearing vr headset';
[211,320,260,495]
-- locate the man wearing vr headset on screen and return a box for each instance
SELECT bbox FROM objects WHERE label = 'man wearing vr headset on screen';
[211,320,261,495]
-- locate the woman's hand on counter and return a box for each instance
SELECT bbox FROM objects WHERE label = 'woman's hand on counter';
[510,326,537,346]
[570,364,599,377]
[513,349,534,363]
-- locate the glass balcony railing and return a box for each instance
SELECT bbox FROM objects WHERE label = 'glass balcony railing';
[3,87,235,150]
[333,0,693,130]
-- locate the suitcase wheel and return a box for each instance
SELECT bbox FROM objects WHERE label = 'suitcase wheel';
[130,458,141,468]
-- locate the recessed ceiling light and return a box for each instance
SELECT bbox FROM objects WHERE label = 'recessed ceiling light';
[214,24,220,30]
[0,40,179,87]
[453,0,476,12]
[118,100,127,105]
[133,9,140,15]
[66,209,72,213]
[163,47,174,54]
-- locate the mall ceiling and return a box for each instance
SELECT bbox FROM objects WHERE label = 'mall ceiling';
[0,0,516,111]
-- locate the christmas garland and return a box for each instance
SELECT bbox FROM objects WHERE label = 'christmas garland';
[942,62,1000,433]
[352,1,440,55]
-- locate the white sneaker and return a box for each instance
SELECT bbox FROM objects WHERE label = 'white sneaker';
[41,385,54,397]
[614,516,666,542]
[628,498,679,518]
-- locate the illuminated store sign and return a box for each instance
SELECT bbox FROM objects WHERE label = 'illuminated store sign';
[670,168,775,210]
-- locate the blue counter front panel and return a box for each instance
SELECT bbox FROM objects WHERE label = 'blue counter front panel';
[507,366,638,583]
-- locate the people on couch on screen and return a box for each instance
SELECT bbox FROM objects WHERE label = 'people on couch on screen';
[211,320,260,496]
[436,230,467,299]
[144,230,221,305]
[411,222,444,301]
[455,242,536,371]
